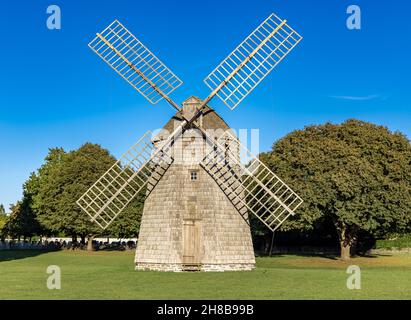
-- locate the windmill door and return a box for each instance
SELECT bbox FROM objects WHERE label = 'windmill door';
[182,219,201,268]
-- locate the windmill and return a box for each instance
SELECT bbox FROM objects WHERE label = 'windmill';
[78,13,304,271]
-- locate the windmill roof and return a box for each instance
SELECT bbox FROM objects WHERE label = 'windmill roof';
[154,96,230,141]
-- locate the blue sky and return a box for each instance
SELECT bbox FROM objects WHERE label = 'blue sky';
[0,0,410,210]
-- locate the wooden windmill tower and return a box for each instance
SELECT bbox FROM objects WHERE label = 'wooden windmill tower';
[78,14,304,272]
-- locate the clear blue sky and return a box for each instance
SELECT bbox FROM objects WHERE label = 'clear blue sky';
[0,0,410,210]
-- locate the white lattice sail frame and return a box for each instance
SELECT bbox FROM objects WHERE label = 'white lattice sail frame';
[88,20,183,104]
[77,125,184,229]
[204,13,302,110]
[201,130,303,231]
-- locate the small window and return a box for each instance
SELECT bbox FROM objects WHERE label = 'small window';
[190,171,198,181]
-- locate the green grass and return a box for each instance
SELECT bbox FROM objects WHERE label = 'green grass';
[0,250,410,299]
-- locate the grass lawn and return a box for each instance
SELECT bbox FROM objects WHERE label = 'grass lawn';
[0,250,410,300]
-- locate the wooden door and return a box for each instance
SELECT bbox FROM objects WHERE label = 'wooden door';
[182,219,201,266]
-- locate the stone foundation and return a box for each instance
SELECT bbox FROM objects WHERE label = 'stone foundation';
[135,262,255,272]
[135,263,184,272]
[201,263,255,272]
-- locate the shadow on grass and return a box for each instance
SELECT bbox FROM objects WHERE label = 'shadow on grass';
[257,252,394,262]
[97,246,127,251]
[0,249,60,262]
[0,247,131,262]
[355,253,393,258]
[274,253,339,260]
[255,250,340,260]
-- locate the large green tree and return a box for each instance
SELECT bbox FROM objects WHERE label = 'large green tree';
[34,143,116,250]
[261,119,411,260]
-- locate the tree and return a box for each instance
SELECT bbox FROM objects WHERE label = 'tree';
[4,203,23,240]
[34,143,117,250]
[262,119,411,261]
[2,199,42,241]
[0,204,5,215]
[1,167,53,241]
[22,148,67,239]
[0,209,8,241]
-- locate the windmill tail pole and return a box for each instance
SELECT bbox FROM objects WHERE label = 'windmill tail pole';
[269,231,275,256]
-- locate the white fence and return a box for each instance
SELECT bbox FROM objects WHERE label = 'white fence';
[0,238,138,250]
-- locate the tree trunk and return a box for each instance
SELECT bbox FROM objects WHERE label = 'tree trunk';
[87,235,94,251]
[72,235,77,243]
[80,235,86,244]
[340,241,351,262]
[336,221,358,261]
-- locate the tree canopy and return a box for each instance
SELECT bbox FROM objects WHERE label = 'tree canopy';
[33,144,115,242]
[261,119,411,260]
[15,143,145,247]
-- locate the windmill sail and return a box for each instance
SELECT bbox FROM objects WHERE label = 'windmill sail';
[83,14,304,232]
[88,20,183,105]
[204,13,302,110]
[82,20,189,229]
[200,130,303,231]
[77,125,184,229]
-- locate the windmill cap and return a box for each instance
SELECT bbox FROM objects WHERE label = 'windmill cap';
[153,96,231,142]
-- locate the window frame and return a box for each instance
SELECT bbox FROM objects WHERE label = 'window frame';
[190,171,198,181]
